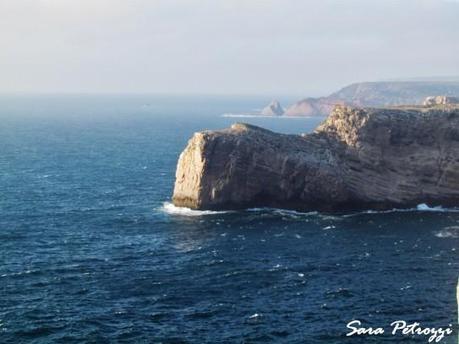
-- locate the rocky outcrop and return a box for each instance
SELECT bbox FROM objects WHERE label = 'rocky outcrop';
[284,98,345,117]
[423,96,459,106]
[261,100,284,116]
[284,81,459,116]
[173,105,459,212]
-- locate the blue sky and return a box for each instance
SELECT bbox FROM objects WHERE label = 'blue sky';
[1,0,458,96]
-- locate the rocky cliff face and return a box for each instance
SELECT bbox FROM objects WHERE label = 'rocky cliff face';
[284,81,459,116]
[173,105,459,212]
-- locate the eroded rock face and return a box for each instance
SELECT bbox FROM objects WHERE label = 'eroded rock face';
[173,105,459,212]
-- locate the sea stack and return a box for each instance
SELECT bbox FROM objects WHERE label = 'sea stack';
[261,100,284,116]
[172,104,459,212]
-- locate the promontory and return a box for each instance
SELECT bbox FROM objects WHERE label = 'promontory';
[172,104,459,212]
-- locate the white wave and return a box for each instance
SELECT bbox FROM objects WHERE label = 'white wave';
[434,227,459,238]
[1,269,37,277]
[416,203,449,212]
[221,113,310,119]
[160,202,230,216]
[345,203,459,217]
[161,201,459,219]
[323,225,336,230]
[222,113,274,118]
[247,207,318,216]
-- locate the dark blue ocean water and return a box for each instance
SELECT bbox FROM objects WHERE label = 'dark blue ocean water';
[0,95,458,344]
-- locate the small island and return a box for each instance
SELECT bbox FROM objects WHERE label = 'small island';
[173,100,459,212]
[260,100,284,116]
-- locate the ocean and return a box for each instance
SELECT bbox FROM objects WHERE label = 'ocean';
[0,95,457,343]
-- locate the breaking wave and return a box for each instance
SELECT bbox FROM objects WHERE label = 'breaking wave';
[161,201,459,218]
[247,207,319,218]
[345,203,459,217]
[221,113,309,118]
[160,202,231,216]
[434,227,459,238]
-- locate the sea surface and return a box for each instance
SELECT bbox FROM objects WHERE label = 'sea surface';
[0,95,458,343]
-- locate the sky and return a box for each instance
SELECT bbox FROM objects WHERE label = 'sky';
[1,0,458,96]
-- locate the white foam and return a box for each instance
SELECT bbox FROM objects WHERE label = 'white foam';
[222,113,270,118]
[434,227,459,238]
[161,201,459,218]
[221,113,310,119]
[1,269,36,277]
[160,202,230,217]
[247,207,318,216]
[346,203,459,217]
[323,225,336,230]
[416,203,447,212]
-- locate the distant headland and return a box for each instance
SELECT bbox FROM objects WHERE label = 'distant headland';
[224,81,459,117]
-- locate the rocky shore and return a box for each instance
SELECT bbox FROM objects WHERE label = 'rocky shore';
[173,104,459,212]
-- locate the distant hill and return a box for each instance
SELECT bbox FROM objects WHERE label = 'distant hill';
[284,81,459,116]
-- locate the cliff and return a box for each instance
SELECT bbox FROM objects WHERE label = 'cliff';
[173,104,459,212]
[285,81,459,116]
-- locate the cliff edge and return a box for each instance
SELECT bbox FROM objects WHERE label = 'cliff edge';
[172,105,459,212]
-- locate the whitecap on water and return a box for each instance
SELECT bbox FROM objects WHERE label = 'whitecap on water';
[323,225,336,230]
[247,207,318,218]
[160,202,230,217]
[222,113,271,118]
[248,313,262,319]
[161,201,459,219]
[416,203,448,212]
[345,203,459,217]
[434,227,459,238]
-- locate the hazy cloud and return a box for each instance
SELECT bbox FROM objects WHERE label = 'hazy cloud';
[1,0,458,95]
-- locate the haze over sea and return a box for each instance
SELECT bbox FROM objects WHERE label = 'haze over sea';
[0,95,457,343]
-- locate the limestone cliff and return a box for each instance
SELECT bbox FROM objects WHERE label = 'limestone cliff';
[173,105,459,212]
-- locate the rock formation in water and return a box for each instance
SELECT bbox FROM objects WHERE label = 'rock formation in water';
[173,104,459,212]
[284,81,459,116]
[261,100,284,116]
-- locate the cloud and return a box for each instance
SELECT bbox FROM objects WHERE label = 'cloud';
[0,0,458,95]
